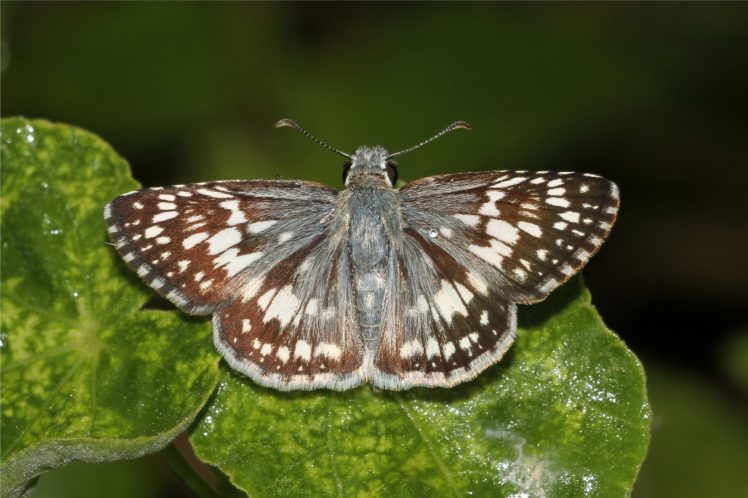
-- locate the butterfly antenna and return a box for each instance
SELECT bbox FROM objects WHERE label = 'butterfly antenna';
[387,121,472,159]
[275,119,353,160]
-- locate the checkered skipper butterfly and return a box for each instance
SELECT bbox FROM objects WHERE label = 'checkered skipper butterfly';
[104,120,619,391]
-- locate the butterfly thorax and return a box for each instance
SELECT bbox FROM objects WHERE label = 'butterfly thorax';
[344,145,393,188]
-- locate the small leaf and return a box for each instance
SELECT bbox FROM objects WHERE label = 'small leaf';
[0,118,220,498]
[191,278,650,497]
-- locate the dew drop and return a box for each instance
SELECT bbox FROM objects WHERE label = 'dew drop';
[428,228,438,238]
[24,124,35,143]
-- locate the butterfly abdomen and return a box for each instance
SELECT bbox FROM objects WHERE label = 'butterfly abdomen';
[346,186,399,350]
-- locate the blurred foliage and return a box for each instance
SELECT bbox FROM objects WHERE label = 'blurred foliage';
[719,328,748,391]
[30,457,167,498]
[634,364,748,498]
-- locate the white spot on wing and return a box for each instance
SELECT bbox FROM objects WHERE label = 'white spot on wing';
[459,336,472,351]
[207,227,241,255]
[183,232,209,249]
[486,219,520,245]
[277,346,290,363]
[425,337,440,359]
[153,211,178,223]
[478,190,505,217]
[453,214,480,227]
[443,342,456,360]
[257,288,276,310]
[400,340,424,359]
[316,342,342,360]
[434,281,469,323]
[263,285,300,327]
[240,277,264,301]
[518,221,542,237]
[455,282,474,303]
[560,211,581,223]
[467,270,488,295]
[198,188,233,198]
[493,176,527,188]
[469,239,511,268]
[546,197,570,208]
[294,340,312,361]
[305,298,319,315]
[144,226,163,238]
[248,220,277,233]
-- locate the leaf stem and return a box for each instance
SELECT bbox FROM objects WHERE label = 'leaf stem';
[161,443,224,498]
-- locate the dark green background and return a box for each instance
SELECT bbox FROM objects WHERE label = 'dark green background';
[3,2,746,497]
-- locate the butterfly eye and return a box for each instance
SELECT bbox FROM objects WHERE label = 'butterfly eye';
[385,161,398,185]
[341,161,352,183]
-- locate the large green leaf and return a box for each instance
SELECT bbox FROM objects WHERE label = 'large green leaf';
[0,118,220,497]
[191,278,650,497]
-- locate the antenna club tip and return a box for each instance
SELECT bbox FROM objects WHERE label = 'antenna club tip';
[274,118,297,129]
[452,120,473,131]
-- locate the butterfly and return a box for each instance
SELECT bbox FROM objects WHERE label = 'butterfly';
[104,120,619,391]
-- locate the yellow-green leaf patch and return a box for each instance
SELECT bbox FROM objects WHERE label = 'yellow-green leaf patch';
[0,118,220,498]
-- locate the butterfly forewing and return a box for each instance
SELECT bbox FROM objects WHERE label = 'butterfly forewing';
[104,180,337,314]
[399,170,619,304]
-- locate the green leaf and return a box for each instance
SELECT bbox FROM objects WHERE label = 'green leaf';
[634,365,748,498]
[0,118,220,498]
[191,278,650,497]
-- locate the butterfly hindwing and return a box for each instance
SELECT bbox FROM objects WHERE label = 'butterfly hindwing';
[213,236,366,391]
[371,229,517,389]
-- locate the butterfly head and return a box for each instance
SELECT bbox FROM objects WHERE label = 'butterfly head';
[275,118,471,189]
[342,146,398,187]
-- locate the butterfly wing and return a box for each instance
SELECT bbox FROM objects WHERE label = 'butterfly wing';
[398,170,619,303]
[105,180,337,313]
[369,170,619,389]
[106,180,365,390]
